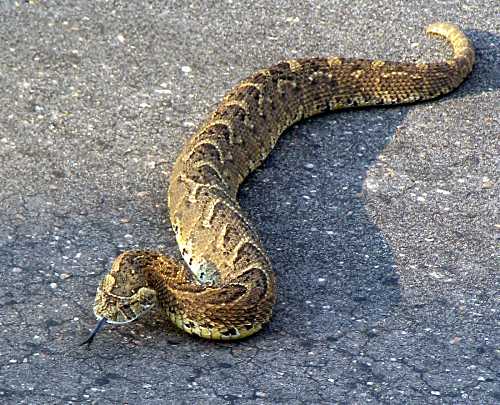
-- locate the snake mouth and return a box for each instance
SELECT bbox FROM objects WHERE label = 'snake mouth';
[82,293,156,348]
[94,287,157,324]
[94,303,155,325]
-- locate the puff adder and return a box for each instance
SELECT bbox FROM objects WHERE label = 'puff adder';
[83,23,474,344]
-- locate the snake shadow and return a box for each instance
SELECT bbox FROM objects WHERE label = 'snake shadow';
[239,108,402,342]
[236,28,498,343]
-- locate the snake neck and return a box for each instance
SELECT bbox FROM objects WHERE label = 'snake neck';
[139,253,200,310]
[142,252,274,339]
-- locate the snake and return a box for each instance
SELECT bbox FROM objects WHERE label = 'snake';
[82,23,474,344]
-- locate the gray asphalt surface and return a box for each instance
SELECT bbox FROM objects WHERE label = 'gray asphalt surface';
[0,1,498,404]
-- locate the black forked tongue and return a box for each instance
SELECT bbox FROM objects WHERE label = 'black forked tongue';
[79,317,107,348]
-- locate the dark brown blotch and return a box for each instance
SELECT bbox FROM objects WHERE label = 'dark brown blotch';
[187,163,225,186]
[202,284,247,305]
[221,327,239,337]
[188,142,223,165]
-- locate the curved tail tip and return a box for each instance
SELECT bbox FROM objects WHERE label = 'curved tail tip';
[425,22,475,68]
[426,22,462,37]
[425,22,472,50]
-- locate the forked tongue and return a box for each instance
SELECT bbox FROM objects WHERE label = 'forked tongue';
[79,317,108,348]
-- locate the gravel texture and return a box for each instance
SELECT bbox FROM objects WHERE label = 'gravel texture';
[0,1,498,404]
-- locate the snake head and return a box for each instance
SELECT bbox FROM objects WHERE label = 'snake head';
[81,251,160,347]
[81,286,157,348]
[93,251,159,324]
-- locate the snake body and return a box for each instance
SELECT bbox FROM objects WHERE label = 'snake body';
[89,23,474,340]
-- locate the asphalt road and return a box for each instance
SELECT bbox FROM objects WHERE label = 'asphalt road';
[0,1,498,404]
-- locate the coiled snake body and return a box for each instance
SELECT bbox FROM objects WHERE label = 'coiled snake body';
[85,23,474,342]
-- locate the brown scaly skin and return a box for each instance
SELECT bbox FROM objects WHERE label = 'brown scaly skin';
[88,23,474,341]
